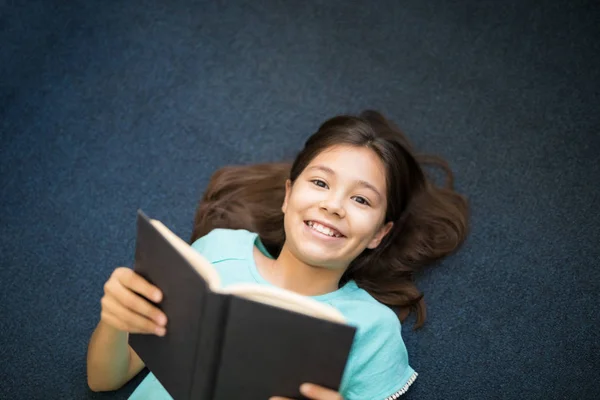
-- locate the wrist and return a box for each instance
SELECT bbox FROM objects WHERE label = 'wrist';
[98,319,127,336]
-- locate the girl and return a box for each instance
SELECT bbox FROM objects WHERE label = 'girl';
[87,110,469,399]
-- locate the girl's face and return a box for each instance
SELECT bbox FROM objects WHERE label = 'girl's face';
[282,145,393,271]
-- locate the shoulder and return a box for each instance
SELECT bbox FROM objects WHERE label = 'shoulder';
[334,283,401,331]
[190,228,258,262]
[334,284,417,399]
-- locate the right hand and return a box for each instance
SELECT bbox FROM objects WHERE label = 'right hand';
[100,267,167,336]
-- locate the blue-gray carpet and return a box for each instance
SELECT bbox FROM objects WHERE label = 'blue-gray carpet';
[1,0,599,399]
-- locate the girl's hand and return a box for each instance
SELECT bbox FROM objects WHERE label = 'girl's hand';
[100,267,168,336]
[270,383,344,400]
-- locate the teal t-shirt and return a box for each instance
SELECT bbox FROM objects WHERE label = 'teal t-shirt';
[129,228,417,400]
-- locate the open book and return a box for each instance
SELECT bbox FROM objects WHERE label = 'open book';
[129,210,357,400]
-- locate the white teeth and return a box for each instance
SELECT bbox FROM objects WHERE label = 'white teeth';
[306,221,342,238]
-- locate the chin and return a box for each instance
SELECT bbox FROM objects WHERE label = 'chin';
[293,243,347,270]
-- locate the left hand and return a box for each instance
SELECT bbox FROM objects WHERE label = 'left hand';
[270,383,344,400]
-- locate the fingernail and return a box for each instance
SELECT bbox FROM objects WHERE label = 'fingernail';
[156,314,167,326]
[155,327,166,336]
[300,384,312,394]
[154,291,162,302]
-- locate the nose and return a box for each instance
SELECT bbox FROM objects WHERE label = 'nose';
[319,195,346,218]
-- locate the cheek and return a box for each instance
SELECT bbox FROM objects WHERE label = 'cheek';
[290,185,319,209]
[348,209,385,236]
[284,193,310,221]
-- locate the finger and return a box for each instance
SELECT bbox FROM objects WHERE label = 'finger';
[300,384,343,400]
[101,295,166,336]
[101,308,164,335]
[102,296,166,336]
[115,268,163,303]
[106,278,167,326]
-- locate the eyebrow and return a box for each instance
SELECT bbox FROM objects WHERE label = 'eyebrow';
[307,165,383,200]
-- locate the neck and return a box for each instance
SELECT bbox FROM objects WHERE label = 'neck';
[261,243,345,297]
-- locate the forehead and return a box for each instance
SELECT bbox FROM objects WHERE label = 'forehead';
[306,145,387,188]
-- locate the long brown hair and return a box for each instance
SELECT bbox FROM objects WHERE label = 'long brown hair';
[191,110,469,328]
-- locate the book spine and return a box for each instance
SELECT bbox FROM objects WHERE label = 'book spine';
[189,292,231,400]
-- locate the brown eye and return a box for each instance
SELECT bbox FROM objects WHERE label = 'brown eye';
[311,179,328,189]
[352,196,370,206]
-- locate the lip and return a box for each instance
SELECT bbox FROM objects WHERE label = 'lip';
[304,219,346,238]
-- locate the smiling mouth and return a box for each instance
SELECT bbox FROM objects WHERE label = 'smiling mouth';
[304,221,345,238]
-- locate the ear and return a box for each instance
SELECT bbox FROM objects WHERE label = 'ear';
[367,221,394,249]
[281,179,292,214]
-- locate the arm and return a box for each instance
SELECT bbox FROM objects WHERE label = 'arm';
[87,321,145,391]
[86,267,167,392]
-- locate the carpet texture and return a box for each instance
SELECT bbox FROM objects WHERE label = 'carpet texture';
[1,0,599,399]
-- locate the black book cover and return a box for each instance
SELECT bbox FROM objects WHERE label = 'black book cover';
[212,296,356,400]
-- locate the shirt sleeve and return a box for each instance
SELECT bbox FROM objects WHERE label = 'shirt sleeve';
[190,228,253,263]
[190,228,230,262]
[339,306,418,400]
[190,231,211,254]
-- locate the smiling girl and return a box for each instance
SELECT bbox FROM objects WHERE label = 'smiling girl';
[87,110,469,399]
